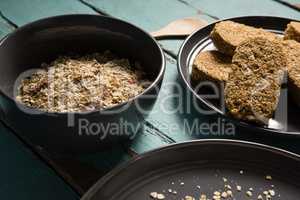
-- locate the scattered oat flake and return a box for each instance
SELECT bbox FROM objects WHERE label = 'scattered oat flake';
[157,193,165,200]
[150,192,165,199]
[150,192,158,199]
[263,191,269,195]
[184,196,195,200]
[227,190,233,197]
[266,175,272,180]
[200,194,207,200]
[225,184,232,190]
[269,189,275,196]
[221,191,228,198]
[246,191,253,197]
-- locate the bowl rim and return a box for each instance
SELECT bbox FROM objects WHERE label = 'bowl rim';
[0,14,166,115]
[177,15,300,136]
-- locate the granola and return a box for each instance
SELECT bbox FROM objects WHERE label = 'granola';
[16,51,150,112]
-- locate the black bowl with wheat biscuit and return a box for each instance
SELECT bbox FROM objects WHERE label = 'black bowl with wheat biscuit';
[178,16,300,137]
[0,14,165,153]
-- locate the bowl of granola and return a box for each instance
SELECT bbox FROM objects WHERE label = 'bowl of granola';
[0,14,165,153]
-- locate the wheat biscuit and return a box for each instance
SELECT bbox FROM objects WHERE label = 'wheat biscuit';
[284,21,300,42]
[192,51,232,87]
[210,21,278,56]
[282,40,300,106]
[225,38,286,124]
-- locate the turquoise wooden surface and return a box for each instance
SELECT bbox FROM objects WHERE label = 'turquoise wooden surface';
[0,0,299,199]
[185,0,300,19]
[81,0,215,55]
[280,0,300,4]
[0,123,78,199]
[0,0,96,25]
[0,16,14,36]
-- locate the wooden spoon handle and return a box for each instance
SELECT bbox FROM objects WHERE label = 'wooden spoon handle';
[150,30,189,38]
[150,17,208,39]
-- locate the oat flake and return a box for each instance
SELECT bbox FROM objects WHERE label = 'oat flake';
[17,51,150,112]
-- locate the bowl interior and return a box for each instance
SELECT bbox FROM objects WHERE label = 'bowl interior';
[0,15,163,99]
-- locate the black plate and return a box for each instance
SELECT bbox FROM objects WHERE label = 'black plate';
[82,140,300,200]
[178,16,300,137]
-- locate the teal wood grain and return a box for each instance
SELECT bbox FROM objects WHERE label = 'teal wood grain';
[0,0,96,26]
[0,16,14,37]
[81,0,215,54]
[185,0,300,19]
[83,0,213,32]
[282,0,300,4]
[79,145,130,170]
[130,127,170,153]
[0,123,78,199]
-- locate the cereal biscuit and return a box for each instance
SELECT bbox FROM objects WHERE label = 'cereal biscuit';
[284,21,300,42]
[225,38,286,124]
[191,51,232,86]
[210,21,278,56]
[282,40,300,106]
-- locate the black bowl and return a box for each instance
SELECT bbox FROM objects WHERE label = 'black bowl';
[178,16,300,138]
[0,14,165,153]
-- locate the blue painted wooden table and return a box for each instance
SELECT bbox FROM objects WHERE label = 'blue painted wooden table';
[0,0,300,199]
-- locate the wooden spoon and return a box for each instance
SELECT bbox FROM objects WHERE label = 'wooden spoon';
[151,17,208,39]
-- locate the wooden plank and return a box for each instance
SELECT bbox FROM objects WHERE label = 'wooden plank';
[82,0,213,32]
[184,0,300,19]
[0,123,79,199]
[81,0,215,54]
[0,15,14,37]
[35,144,130,194]
[0,0,215,55]
[284,0,300,3]
[0,0,97,26]
[0,108,131,195]
[274,0,300,11]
